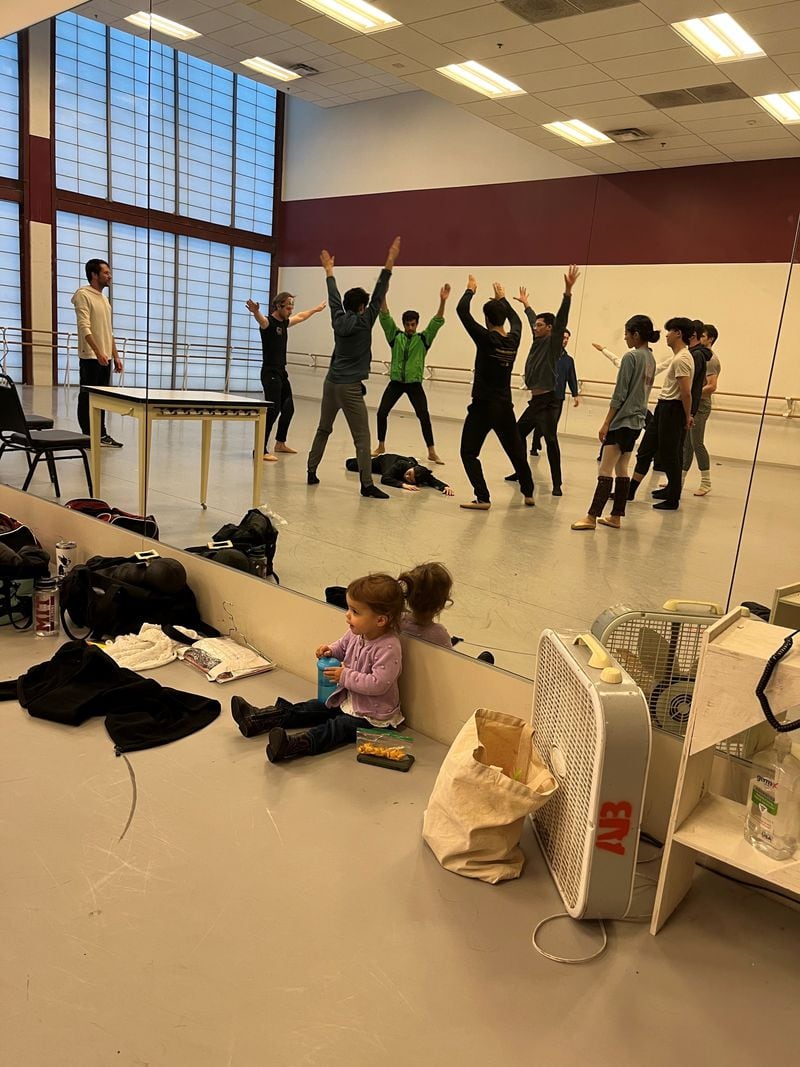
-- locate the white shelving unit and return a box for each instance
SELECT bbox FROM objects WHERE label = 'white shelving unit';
[651,608,800,934]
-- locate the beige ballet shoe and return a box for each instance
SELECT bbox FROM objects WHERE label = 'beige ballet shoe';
[571,518,596,530]
[460,501,491,511]
[274,442,297,454]
[524,497,535,507]
[598,516,621,529]
[371,444,386,457]
[262,453,278,462]
[694,485,711,496]
[427,451,445,464]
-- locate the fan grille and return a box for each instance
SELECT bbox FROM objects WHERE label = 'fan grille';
[532,636,599,911]
[598,614,708,737]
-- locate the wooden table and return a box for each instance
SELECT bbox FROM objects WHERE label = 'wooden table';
[86,386,269,515]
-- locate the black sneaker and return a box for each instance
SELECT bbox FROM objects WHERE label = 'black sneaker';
[552,486,563,496]
[504,473,519,482]
[361,485,389,499]
[307,471,320,485]
[101,434,123,448]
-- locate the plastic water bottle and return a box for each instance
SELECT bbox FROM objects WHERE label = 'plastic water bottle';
[317,656,341,703]
[744,733,800,860]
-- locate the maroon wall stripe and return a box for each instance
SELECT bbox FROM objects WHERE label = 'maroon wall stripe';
[280,158,800,268]
[28,135,54,225]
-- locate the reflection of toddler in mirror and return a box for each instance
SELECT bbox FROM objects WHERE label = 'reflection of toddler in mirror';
[399,562,453,649]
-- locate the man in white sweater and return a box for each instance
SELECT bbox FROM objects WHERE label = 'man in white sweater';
[71,258,123,447]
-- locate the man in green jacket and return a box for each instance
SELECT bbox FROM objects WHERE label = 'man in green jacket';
[372,284,449,464]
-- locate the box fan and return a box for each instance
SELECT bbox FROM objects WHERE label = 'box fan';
[530,630,651,919]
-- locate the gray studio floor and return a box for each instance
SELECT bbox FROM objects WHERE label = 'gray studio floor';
[2,386,800,1065]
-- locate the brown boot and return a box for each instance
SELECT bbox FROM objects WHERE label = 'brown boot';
[231,696,284,738]
[266,728,314,763]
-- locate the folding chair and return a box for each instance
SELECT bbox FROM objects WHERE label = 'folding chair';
[0,372,92,497]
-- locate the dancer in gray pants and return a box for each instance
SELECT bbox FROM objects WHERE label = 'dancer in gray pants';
[307,237,401,499]
[682,323,720,496]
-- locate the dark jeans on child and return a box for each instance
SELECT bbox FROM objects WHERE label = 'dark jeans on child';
[275,697,387,755]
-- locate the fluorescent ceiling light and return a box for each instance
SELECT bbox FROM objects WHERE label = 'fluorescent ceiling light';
[543,120,613,147]
[436,61,525,99]
[754,91,800,124]
[296,0,400,34]
[672,14,764,63]
[124,12,201,41]
[241,58,301,82]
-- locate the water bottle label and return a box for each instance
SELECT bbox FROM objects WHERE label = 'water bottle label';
[751,786,778,816]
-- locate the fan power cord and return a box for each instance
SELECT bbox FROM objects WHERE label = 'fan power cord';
[531,913,608,964]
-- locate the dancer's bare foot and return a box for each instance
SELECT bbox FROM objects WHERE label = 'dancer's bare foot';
[274,442,297,454]
[427,450,444,464]
[371,443,386,457]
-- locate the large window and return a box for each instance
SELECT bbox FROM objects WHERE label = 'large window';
[54,12,276,227]
[0,33,19,181]
[53,13,277,391]
[0,199,22,378]
[56,212,271,391]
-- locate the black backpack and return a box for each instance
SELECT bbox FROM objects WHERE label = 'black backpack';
[209,509,279,583]
[0,514,50,629]
[60,554,219,641]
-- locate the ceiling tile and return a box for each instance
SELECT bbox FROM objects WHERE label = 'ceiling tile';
[501,95,569,121]
[274,28,318,47]
[460,99,516,119]
[734,2,800,34]
[596,46,709,79]
[679,112,777,132]
[572,26,689,63]
[244,1,310,25]
[377,26,464,66]
[537,82,637,107]
[491,44,588,76]
[515,64,612,93]
[724,139,800,159]
[542,4,664,44]
[622,68,733,95]
[334,35,394,61]
[640,0,723,20]
[634,145,732,161]
[413,4,528,44]
[490,111,546,128]
[659,97,766,120]
[369,54,429,76]
[703,124,794,143]
[758,27,800,52]
[214,23,272,48]
[592,141,653,165]
[568,95,654,118]
[381,0,488,17]
[156,0,228,22]
[448,25,557,59]
[293,15,356,44]
[403,68,484,104]
[182,8,240,33]
[724,55,798,94]
[775,50,800,73]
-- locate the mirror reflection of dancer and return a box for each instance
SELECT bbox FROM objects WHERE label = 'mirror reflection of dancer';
[530,329,579,456]
[246,293,326,461]
[345,453,454,495]
[307,237,401,499]
[683,323,720,496]
[373,285,450,464]
[72,258,124,447]
[571,316,658,531]
[508,266,580,496]
[456,277,534,511]
[627,317,694,511]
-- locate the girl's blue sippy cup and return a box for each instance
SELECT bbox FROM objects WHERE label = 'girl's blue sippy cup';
[317,656,342,702]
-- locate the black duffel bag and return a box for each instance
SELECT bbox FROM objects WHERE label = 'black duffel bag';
[200,509,279,583]
[59,554,219,640]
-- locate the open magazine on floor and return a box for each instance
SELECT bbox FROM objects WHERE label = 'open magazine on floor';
[177,636,275,683]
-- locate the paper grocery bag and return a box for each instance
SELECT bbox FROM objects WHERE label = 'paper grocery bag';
[422,708,558,884]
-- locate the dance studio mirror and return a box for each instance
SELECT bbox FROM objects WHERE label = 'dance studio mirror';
[4,2,800,677]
